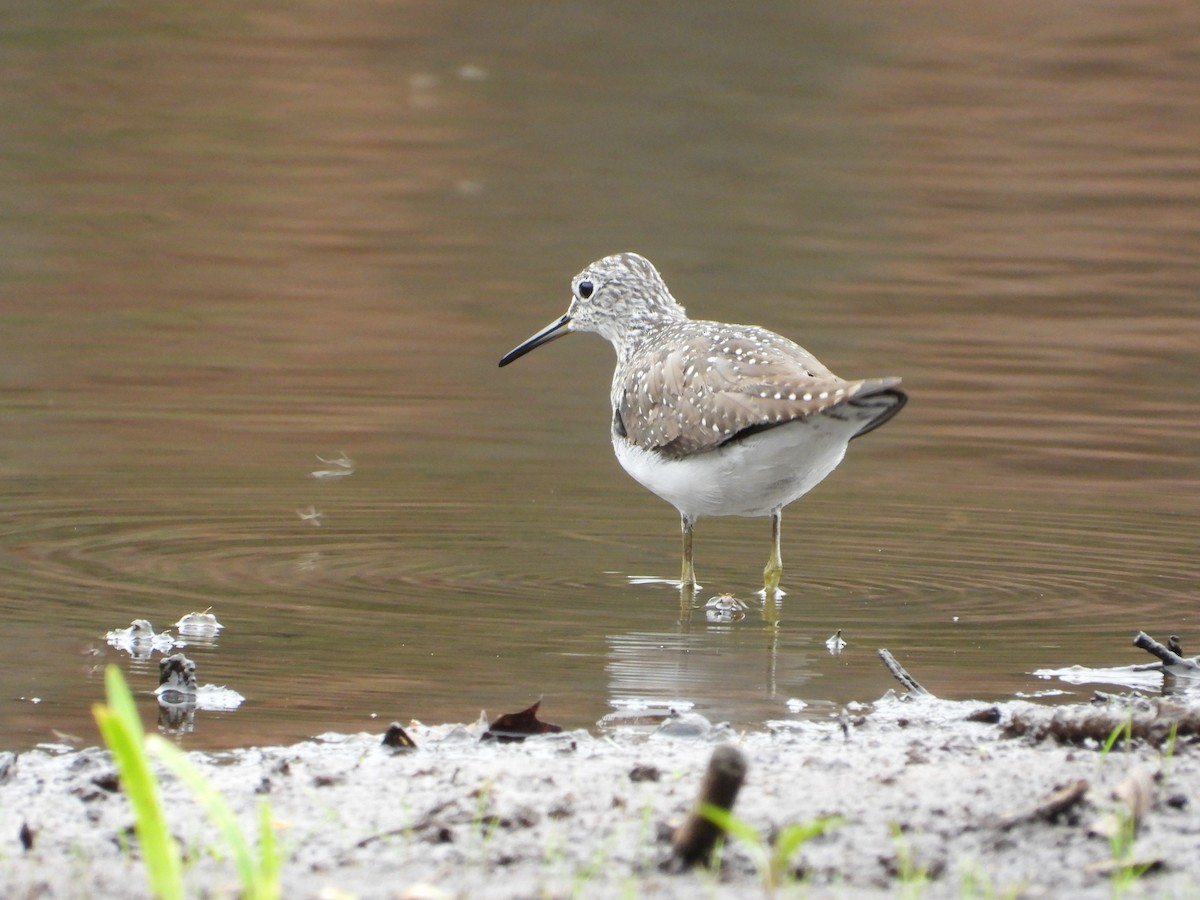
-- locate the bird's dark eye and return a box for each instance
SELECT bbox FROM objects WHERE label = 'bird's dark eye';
[578,280,594,299]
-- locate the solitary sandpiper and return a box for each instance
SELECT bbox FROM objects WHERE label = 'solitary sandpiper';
[499,252,906,595]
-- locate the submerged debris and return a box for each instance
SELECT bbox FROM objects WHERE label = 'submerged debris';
[652,711,728,741]
[156,653,198,698]
[704,593,748,623]
[296,506,324,526]
[152,652,244,733]
[105,620,182,659]
[1133,630,1200,676]
[174,609,224,641]
[311,451,355,479]
[1037,631,1200,694]
[1032,664,1166,693]
[599,698,696,731]
[878,648,933,697]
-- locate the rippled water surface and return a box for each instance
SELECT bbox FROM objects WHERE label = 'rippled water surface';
[2,2,1198,750]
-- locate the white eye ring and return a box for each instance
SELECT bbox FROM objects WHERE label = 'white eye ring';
[577,280,594,300]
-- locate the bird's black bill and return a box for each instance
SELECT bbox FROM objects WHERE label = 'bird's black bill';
[498,313,572,367]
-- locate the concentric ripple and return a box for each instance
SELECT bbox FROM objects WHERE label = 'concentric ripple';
[0,495,591,616]
[2,481,1196,751]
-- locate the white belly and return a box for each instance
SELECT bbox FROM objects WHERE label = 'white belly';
[612,417,853,520]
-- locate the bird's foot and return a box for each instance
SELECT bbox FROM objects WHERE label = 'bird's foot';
[680,561,699,593]
[761,561,783,598]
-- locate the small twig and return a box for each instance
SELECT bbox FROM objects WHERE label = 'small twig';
[354,798,456,849]
[667,744,748,871]
[998,779,1089,831]
[877,649,933,696]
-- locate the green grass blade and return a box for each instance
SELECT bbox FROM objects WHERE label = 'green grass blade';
[93,667,184,900]
[1100,716,1131,761]
[772,816,843,885]
[148,736,281,900]
[104,664,146,742]
[774,815,843,859]
[699,803,769,873]
[699,803,760,846]
[257,800,281,892]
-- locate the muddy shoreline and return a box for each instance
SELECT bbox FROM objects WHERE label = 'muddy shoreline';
[3,693,1198,899]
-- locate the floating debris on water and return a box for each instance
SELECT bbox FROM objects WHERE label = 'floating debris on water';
[826,629,847,654]
[311,451,355,479]
[599,698,696,731]
[1032,664,1167,693]
[105,620,183,659]
[156,652,197,699]
[175,609,224,640]
[192,684,246,711]
[704,593,748,623]
[155,650,244,733]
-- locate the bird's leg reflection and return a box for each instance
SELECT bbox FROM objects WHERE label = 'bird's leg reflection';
[762,590,781,626]
[763,611,779,699]
[678,581,696,632]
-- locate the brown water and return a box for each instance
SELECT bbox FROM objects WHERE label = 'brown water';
[2,2,1198,751]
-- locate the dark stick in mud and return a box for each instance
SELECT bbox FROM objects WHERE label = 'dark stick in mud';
[997,778,1089,831]
[877,648,933,696]
[667,743,748,871]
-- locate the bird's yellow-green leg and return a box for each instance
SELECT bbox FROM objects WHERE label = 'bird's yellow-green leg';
[680,514,698,590]
[763,509,783,594]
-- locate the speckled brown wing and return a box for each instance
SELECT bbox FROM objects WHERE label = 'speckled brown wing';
[614,322,903,460]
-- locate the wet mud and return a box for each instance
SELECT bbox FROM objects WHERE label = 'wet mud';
[2,694,1198,899]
